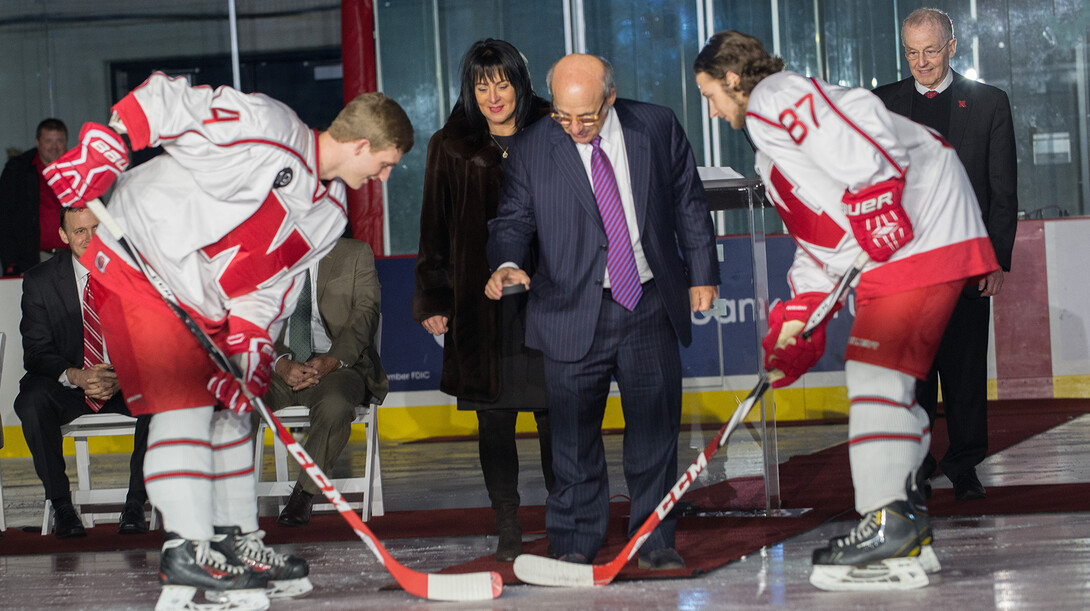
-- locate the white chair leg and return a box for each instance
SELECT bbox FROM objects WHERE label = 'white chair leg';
[0,461,6,532]
[42,499,53,535]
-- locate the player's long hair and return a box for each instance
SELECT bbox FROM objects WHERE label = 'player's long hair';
[329,92,414,154]
[693,30,785,95]
[453,38,537,134]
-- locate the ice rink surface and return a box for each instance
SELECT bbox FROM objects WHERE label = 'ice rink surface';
[3,416,1090,609]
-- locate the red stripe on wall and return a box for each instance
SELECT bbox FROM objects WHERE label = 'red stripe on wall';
[341,0,384,253]
[993,220,1053,398]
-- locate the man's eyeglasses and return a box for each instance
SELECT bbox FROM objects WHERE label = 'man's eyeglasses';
[551,99,609,127]
[904,39,952,62]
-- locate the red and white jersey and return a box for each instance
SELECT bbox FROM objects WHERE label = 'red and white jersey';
[94,72,348,339]
[745,71,997,300]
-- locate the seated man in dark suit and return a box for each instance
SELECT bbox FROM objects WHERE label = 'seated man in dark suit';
[263,237,388,526]
[15,206,151,537]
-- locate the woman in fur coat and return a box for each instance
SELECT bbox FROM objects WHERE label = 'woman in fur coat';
[413,39,554,562]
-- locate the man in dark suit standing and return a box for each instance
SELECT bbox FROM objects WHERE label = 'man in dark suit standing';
[15,206,151,537]
[264,237,388,526]
[486,54,719,568]
[873,7,1018,501]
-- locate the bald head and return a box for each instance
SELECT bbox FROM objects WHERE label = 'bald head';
[547,54,617,145]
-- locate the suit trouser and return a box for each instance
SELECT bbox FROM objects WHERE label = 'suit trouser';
[14,374,150,504]
[262,366,368,496]
[916,293,990,481]
[544,281,682,561]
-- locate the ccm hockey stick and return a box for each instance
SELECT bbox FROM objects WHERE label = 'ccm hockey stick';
[513,251,869,587]
[85,199,503,602]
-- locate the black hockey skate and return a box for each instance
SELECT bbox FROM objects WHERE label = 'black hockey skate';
[905,473,941,574]
[810,500,929,591]
[156,536,269,611]
[209,526,313,600]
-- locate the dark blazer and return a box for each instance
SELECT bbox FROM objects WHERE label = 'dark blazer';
[0,148,45,276]
[275,237,388,402]
[872,72,1017,270]
[487,98,719,362]
[413,98,551,401]
[20,253,84,380]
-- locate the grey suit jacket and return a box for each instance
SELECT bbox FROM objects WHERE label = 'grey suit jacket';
[275,237,388,402]
[487,98,719,362]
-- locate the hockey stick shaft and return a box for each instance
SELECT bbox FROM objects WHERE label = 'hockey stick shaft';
[85,199,502,602]
[514,251,868,587]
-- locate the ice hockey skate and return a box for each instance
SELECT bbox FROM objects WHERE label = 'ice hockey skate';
[810,500,930,591]
[905,472,941,574]
[208,526,313,600]
[155,536,270,611]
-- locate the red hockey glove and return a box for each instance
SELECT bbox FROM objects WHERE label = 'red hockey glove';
[762,292,835,388]
[207,319,275,415]
[42,122,131,208]
[842,176,913,263]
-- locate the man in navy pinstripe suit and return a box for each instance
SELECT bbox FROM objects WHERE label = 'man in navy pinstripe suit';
[486,54,719,569]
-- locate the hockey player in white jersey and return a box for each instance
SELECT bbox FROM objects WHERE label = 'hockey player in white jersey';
[43,72,413,610]
[693,32,998,590]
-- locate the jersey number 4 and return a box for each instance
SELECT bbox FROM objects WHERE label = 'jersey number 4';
[202,193,312,298]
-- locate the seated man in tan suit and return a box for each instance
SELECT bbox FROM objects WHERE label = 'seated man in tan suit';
[264,237,388,526]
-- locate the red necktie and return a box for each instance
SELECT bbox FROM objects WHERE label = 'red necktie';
[924,90,938,99]
[590,136,642,311]
[82,276,105,412]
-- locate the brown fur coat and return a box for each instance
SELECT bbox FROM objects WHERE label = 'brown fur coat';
[412,98,551,402]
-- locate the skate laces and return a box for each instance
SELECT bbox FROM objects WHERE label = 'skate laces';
[238,530,286,568]
[194,540,247,575]
[840,510,882,547]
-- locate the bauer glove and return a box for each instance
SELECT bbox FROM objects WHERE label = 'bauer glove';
[762,292,837,388]
[43,122,130,208]
[842,176,913,262]
[207,319,275,415]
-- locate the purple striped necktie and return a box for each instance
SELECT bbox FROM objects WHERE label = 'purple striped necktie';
[82,276,105,412]
[590,135,642,311]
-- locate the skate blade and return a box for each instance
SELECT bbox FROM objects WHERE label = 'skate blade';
[157,586,269,611]
[810,557,929,591]
[205,577,312,602]
[918,545,942,574]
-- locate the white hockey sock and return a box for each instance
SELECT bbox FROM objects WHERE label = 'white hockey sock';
[145,406,215,540]
[210,409,260,532]
[845,361,928,514]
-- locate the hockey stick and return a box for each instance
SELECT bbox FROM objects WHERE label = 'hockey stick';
[513,250,869,587]
[85,199,503,602]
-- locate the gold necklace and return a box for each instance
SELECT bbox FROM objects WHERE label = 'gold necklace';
[490,132,510,159]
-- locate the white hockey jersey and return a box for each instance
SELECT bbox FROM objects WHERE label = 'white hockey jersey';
[745,71,997,301]
[95,72,348,341]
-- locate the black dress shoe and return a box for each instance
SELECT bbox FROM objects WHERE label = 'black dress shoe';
[558,552,588,564]
[53,502,87,539]
[277,486,314,526]
[953,469,987,501]
[118,501,149,534]
[638,547,686,570]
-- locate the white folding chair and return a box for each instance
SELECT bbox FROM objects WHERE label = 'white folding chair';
[42,412,158,534]
[0,331,7,532]
[254,400,383,520]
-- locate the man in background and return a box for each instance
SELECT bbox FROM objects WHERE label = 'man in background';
[15,206,150,538]
[1,119,70,276]
[264,237,388,527]
[873,7,1018,501]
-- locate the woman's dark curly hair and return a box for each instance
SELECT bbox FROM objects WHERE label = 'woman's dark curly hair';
[693,30,785,95]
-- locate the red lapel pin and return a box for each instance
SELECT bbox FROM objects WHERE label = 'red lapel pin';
[958,100,967,108]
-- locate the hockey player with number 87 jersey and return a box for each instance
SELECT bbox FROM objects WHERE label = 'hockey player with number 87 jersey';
[694,31,997,590]
[42,72,414,610]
